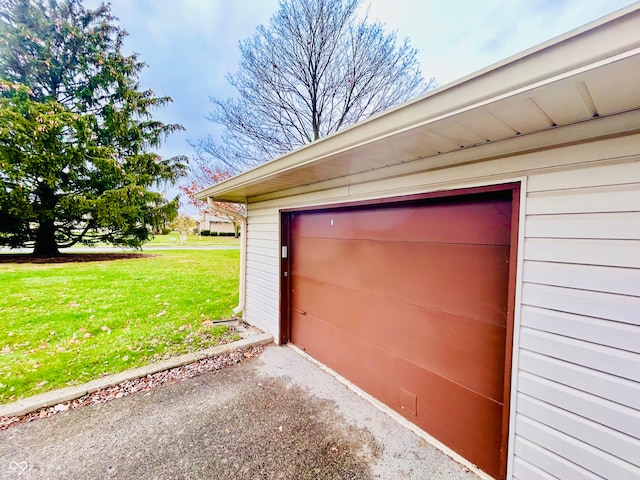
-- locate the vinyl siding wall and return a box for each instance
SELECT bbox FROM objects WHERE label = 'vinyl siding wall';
[242,132,640,479]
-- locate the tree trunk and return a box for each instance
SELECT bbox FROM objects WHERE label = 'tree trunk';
[33,219,60,256]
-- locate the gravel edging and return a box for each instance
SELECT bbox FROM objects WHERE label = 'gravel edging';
[0,344,267,432]
[0,333,273,421]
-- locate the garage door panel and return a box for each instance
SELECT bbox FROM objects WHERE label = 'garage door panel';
[293,309,503,479]
[292,237,509,325]
[289,191,514,480]
[292,197,512,245]
[396,359,504,479]
[292,274,507,402]
[291,311,397,405]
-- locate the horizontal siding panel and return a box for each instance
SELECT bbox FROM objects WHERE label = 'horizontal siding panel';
[245,276,278,300]
[521,305,640,353]
[525,212,640,239]
[246,222,279,233]
[249,187,352,209]
[523,260,640,297]
[247,230,279,241]
[247,237,278,249]
[526,183,640,215]
[246,260,278,278]
[515,415,640,480]
[512,457,559,480]
[527,157,640,192]
[246,271,280,292]
[521,283,640,325]
[246,216,278,225]
[246,252,279,268]
[246,213,279,224]
[246,287,279,313]
[245,298,278,322]
[245,287,279,314]
[518,351,640,410]
[518,393,640,466]
[245,295,279,319]
[243,307,278,337]
[514,437,601,480]
[524,238,640,268]
[248,202,279,217]
[520,328,640,382]
[246,246,278,261]
[518,372,640,439]
[246,265,278,283]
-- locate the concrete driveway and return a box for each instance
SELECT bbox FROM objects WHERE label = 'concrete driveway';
[0,346,478,480]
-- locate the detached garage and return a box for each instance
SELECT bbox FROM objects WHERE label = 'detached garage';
[198,5,640,480]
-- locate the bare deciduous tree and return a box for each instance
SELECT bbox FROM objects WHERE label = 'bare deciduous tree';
[194,0,434,174]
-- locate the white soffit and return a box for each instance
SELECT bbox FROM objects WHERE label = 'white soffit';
[196,4,640,204]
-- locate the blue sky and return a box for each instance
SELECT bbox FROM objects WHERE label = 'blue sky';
[85,0,635,204]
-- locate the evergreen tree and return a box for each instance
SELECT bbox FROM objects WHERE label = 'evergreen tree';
[0,0,185,255]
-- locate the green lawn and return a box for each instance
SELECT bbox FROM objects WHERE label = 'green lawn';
[0,250,240,403]
[146,233,240,247]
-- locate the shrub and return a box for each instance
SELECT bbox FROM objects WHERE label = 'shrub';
[200,230,211,236]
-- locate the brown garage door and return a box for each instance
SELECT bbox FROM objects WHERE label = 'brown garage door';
[286,188,517,479]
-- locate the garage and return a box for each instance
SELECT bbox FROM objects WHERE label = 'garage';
[197,8,640,479]
[282,186,518,478]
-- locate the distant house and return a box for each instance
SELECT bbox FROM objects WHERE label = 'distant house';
[197,214,235,235]
[197,5,640,480]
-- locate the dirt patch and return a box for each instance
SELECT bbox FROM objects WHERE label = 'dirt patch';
[0,252,155,264]
[203,375,382,480]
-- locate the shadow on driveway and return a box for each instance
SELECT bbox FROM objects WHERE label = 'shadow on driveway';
[0,346,478,479]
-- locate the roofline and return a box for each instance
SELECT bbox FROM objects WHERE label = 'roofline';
[196,2,640,202]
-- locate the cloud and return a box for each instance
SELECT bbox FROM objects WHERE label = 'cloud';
[365,0,635,83]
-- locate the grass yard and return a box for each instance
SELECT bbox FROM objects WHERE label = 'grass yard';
[0,249,240,403]
[146,233,240,247]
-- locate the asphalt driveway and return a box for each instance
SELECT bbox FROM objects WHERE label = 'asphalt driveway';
[0,345,478,480]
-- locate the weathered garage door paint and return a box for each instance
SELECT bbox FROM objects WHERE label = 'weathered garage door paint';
[286,189,517,479]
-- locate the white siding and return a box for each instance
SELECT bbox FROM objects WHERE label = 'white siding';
[516,158,640,479]
[242,135,640,478]
[243,207,280,338]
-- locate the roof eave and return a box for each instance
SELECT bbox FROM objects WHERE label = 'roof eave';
[195,3,640,204]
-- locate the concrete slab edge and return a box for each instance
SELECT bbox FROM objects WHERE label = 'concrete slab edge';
[287,344,490,480]
[0,333,273,418]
